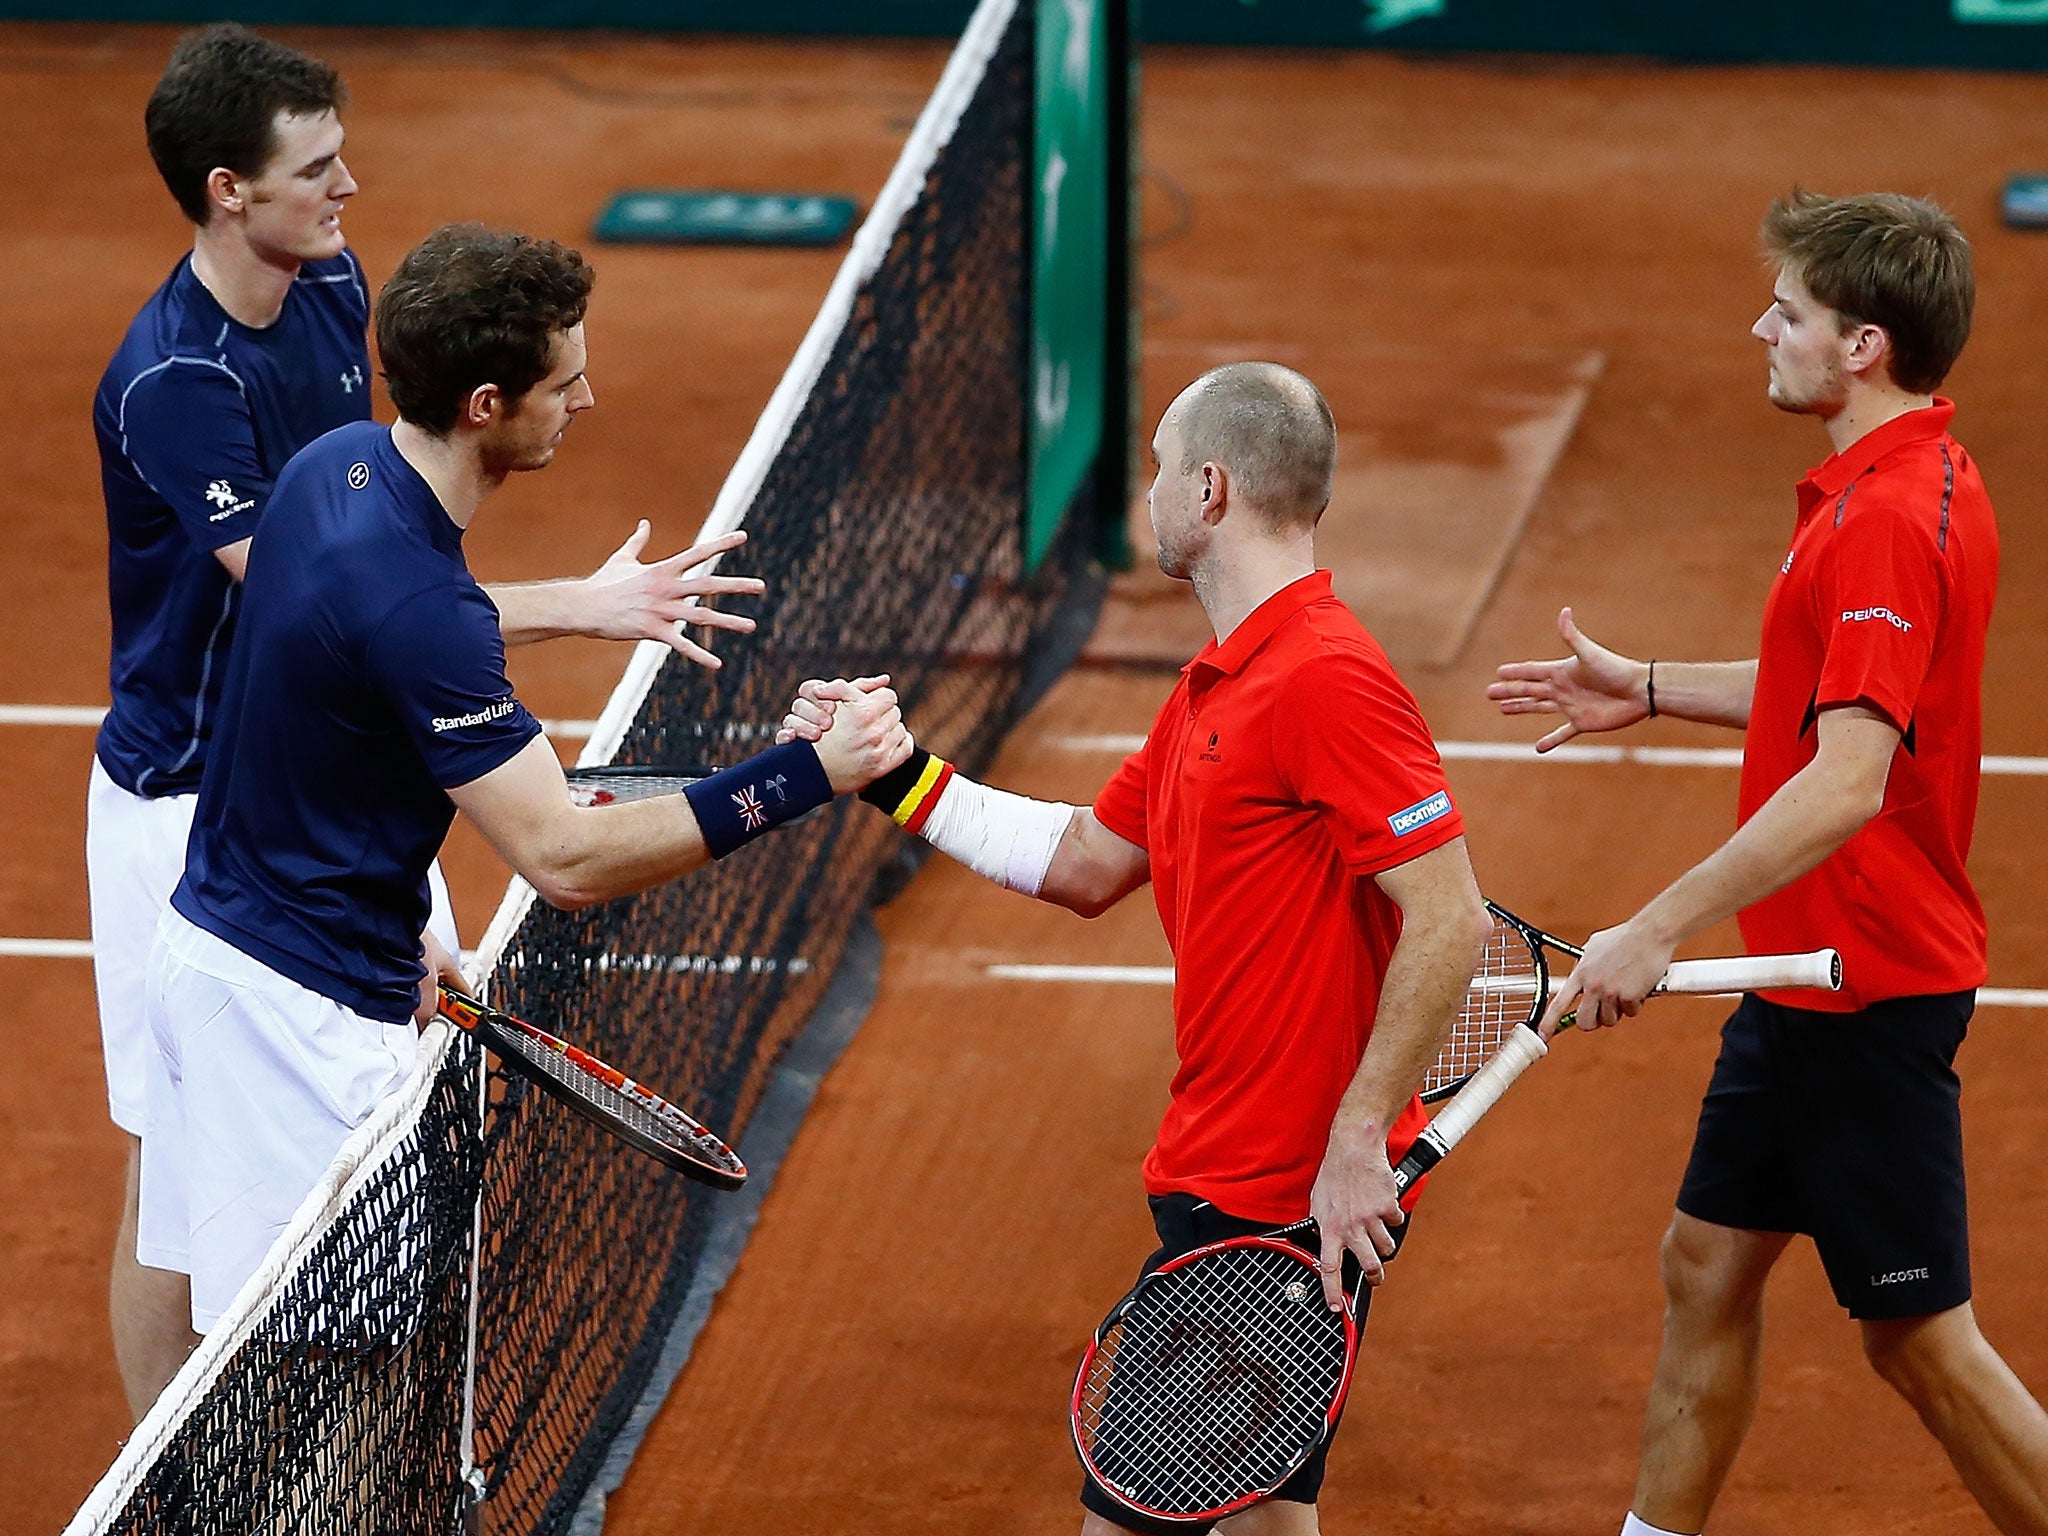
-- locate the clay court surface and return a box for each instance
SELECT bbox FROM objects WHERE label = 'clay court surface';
[5,24,2048,1534]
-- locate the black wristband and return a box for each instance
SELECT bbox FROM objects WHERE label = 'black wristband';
[682,741,834,859]
[859,746,934,817]
[1646,659,1659,719]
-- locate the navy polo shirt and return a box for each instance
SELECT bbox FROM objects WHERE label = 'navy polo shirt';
[172,422,542,1024]
[92,251,373,798]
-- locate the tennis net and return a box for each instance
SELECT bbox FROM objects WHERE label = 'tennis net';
[65,0,1114,1530]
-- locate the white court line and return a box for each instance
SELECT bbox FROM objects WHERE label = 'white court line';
[0,704,108,727]
[12,943,2045,1009]
[0,938,92,959]
[986,963,1175,984]
[985,962,2048,1008]
[1050,736,2048,775]
[0,703,600,740]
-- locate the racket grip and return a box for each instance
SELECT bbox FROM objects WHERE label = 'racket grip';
[1661,948,1841,995]
[1393,1027,1546,1195]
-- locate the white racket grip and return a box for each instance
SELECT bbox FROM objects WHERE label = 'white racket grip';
[1393,1027,1546,1195]
[1660,948,1842,995]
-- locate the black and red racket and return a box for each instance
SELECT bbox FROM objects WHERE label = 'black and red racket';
[563,764,707,807]
[437,985,746,1191]
[1070,903,1841,1525]
[1072,1219,1354,1526]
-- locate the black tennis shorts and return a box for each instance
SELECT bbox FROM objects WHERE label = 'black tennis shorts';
[1079,1191,1412,1535]
[1676,988,1974,1321]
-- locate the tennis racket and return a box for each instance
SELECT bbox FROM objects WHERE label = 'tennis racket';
[1070,907,1841,1525]
[1401,903,1842,1192]
[437,985,746,1190]
[563,764,708,807]
[1072,1219,1357,1525]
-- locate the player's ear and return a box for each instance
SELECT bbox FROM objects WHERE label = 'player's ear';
[1845,321,1891,381]
[1200,462,1229,523]
[204,166,244,221]
[463,384,501,429]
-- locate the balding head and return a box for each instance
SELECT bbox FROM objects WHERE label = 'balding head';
[1169,363,1336,528]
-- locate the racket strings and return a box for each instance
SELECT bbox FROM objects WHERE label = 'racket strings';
[1423,918,1544,1100]
[1076,1246,1347,1516]
[490,1025,743,1178]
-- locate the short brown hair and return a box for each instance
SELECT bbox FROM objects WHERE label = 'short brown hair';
[145,24,345,226]
[1761,189,1973,394]
[376,225,596,436]
[1176,362,1337,526]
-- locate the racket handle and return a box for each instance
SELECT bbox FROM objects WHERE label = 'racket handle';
[1661,948,1841,995]
[1393,1027,1546,1195]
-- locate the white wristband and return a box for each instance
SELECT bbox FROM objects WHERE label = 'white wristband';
[916,772,1075,897]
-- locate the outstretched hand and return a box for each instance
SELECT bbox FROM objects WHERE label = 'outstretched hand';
[582,524,766,670]
[1486,607,1650,752]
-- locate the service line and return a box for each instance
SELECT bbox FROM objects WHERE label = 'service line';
[1050,735,2048,775]
[985,962,2048,1009]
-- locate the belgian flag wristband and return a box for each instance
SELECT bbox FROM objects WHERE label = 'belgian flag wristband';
[683,741,835,859]
[858,746,954,834]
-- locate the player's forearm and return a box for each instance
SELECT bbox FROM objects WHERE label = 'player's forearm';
[1633,756,1877,949]
[495,796,713,909]
[1038,809,1150,916]
[1332,890,1491,1140]
[1645,659,1757,731]
[859,748,1143,914]
[483,578,599,647]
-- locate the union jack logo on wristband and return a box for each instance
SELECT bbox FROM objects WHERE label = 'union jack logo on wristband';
[733,786,767,831]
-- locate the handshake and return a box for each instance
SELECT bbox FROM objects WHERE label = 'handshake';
[782,676,914,796]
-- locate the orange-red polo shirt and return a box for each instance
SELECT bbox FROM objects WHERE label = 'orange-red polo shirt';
[1740,400,1997,1010]
[1093,571,1463,1224]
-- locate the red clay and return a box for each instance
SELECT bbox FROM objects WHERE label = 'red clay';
[5,29,2048,1536]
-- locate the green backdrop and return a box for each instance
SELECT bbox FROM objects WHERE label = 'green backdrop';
[8,0,2048,68]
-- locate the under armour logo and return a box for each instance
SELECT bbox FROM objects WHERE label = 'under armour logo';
[764,773,789,803]
[339,365,364,393]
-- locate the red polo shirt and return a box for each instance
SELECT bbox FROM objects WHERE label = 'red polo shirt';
[1740,400,1996,1010]
[1093,571,1462,1224]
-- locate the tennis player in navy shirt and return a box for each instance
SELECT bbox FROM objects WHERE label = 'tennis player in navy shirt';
[135,222,912,1411]
[95,25,776,1422]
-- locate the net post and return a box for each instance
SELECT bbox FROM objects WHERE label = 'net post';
[1095,0,1139,571]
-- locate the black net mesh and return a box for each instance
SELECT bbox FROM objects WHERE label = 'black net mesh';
[474,13,1054,1524]
[79,1038,484,1534]
[68,3,1102,1530]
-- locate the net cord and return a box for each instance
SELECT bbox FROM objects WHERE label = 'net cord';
[454,0,1022,1495]
[62,1022,462,1534]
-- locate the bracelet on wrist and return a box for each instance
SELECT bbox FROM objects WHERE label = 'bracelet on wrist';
[1646,659,1659,719]
[858,746,953,833]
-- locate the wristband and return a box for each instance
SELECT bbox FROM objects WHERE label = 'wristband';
[859,746,954,834]
[1646,659,1659,719]
[683,741,834,859]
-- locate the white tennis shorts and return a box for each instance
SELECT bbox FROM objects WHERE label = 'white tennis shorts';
[87,757,459,1137]
[87,759,199,1134]
[137,908,427,1333]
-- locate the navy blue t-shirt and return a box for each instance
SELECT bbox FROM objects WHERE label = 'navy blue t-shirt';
[172,422,542,1023]
[92,251,373,797]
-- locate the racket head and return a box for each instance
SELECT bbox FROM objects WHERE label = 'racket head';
[1421,902,1552,1104]
[564,764,709,807]
[439,987,747,1190]
[1071,1234,1358,1524]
